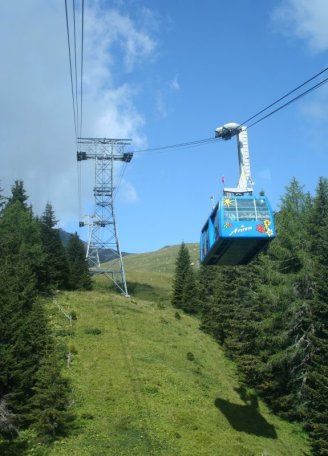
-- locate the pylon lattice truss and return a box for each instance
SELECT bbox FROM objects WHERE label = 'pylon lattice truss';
[77,138,133,295]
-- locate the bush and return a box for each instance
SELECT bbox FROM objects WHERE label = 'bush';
[84,327,102,336]
[186,352,195,361]
[68,343,78,355]
[69,310,77,321]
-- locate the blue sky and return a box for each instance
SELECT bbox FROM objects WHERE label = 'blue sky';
[1,0,328,253]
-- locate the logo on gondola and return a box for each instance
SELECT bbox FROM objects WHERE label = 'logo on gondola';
[229,225,252,236]
[256,219,273,237]
[223,198,234,207]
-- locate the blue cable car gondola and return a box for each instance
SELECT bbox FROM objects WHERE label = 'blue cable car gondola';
[200,122,275,266]
[200,195,275,265]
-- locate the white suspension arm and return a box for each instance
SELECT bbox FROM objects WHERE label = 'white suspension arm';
[215,122,254,195]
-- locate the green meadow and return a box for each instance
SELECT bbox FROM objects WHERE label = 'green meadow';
[39,245,310,456]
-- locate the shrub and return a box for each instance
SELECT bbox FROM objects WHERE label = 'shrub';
[69,310,77,321]
[68,343,78,355]
[186,352,195,361]
[84,327,102,336]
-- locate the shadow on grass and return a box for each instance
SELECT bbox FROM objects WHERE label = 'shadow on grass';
[94,276,160,301]
[215,387,277,439]
[126,281,160,302]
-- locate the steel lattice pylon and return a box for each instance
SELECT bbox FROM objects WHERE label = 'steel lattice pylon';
[77,138,133,295]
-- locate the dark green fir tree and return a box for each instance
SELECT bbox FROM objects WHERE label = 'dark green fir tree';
[7,180,29,208]
[39,202,70,291]
[0,181,74,447]
[222,260,266,386]
[31,350,73,443]
[171,243,198,313]
[0,397,17,438]
[66,233,92,290]
[303,177,328,455]
[0,198,47,426]
[254,178,315,417]
[0,181,6,213]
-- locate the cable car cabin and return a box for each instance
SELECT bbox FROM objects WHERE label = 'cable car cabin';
[200,195,275,266]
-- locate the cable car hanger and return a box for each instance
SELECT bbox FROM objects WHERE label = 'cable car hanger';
[200,123,275,266]
[215,122,254,196]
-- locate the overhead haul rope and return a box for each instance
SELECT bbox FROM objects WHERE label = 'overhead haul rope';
[65,0,85,225]
[73,0,79,140]
[130,65,328,155]
[241,65,328,127]
[248,75,328,129]
[65,0,78,141]
[80,0,84,139]
[77,0,84,223]
[113,162,128,201]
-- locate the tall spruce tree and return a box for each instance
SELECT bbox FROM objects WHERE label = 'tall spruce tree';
[199,259,264,386]
[0,198,47,425]
[251,179,316,417]
[198,265,219,335]
[0,182,73,443]
[31,350,73,442]
[222,260,266,385]
[0,397,17,438]
[39,203,70,291]
[66,233,92,290]
[7,180,29,208]
[303,177,328,455]
[171,243,198,313]
[199,265,238,343]
[0,182,6,213]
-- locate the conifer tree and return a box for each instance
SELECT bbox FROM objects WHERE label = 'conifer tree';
[199,265,237,343]
[31,350,73,442]
[0,182,6,213]
[7,180,29,208]
[66,233,92,290]
[39,202,70,291]
[0,200,46,424]
[0,183,72,432]
[253,178,316,417]
[172,243,198,313]
[222,260,266,385]
[303,177,328,455]
[0,397,17,438]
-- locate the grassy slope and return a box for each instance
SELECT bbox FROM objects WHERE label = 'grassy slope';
[123,243,199,275]
[43,245,310,456]
[121,243,199,304]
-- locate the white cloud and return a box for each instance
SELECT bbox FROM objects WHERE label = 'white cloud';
[155,75,181,117]
[84,5,157,75]
[170,75,180,92]
[0,1,157,227]
[90,84,145,141]
[118,179,139,203]
[155,91,168,118]
[272,0,328,53]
